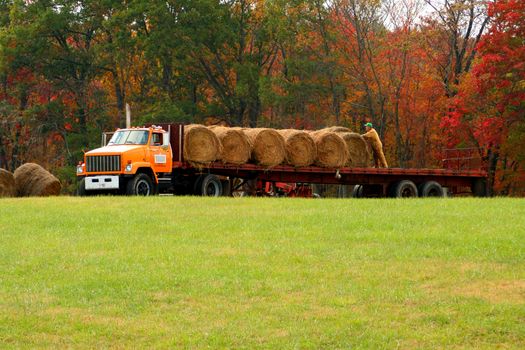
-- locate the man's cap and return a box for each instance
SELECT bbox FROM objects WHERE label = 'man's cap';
[364,122,373,128]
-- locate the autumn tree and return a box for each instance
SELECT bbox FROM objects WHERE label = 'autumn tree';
[443,0,525,195]
[423,0,490,97]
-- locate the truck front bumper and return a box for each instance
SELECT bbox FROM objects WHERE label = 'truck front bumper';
[85,175,120,190]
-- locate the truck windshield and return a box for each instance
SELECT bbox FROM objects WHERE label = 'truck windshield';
[107,130,149,145]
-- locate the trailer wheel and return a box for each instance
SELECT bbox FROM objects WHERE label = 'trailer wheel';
[391,180,418,198]
[199,174,223,197]
[419,181,444,197]
[76,178,88,196]
[127,173,155,196]
[352,185,364,198]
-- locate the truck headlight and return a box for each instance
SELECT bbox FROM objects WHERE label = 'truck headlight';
[125,163,133,172]
[77,165,84,174]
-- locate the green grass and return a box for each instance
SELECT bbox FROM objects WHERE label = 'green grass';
[0,197,524,349]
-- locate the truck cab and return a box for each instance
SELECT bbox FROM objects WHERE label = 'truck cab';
[76,126,173,195]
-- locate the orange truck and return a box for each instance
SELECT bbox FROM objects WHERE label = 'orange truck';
[76,123,488,197]
[76,125,173,195]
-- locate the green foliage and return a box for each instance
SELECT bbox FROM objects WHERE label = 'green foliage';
[137,101,194,125]
[52,165,77,194]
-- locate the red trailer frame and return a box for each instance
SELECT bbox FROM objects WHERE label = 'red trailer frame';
[151,123,488,198]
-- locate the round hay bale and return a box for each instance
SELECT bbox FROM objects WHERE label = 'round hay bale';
[184,124,221,164]
[13,163,61,197]
[208,126,250,165]
[0,168,16,197]
[324,126,352,133]
[278,129,316,167]
[310,130,348,168]
[243,128,286,167]
[337,132,371,167]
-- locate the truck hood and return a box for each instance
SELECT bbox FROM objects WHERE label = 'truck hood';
[86,145,144,155]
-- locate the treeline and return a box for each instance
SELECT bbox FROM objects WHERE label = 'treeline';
[0,0,523,195]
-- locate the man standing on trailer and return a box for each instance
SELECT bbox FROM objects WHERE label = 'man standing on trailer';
[362,122,388,168]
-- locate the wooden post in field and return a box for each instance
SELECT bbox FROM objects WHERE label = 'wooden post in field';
[126,103,131,128]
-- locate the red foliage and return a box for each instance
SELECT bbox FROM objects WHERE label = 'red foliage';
[443,0,525,194]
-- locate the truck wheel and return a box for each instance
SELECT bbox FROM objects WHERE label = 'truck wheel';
[419,181,444,197]
[76,178,88,196]
[352,185,364,198]
[391,180,418,198]
[127,173,155,196]
[199,174,223,197]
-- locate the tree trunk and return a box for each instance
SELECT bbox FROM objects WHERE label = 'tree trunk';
[112,70,126,128]
[248,94,260,128]
[486,147,500,196]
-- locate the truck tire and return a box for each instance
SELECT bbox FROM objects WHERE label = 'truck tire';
[199,174,223,197]
[76,177,88,196]
[419,181,444,197]
[391,180,418,198]
[127,173,155,196]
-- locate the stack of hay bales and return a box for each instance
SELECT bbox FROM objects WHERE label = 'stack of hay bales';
[278,129,317,167]
[243,128,286,167]
[0,168,16,197]
[184,124,222,165]
[208,126,251,165]
[13,163,61,197]
[310,130,348,168]
[185,124,371,169]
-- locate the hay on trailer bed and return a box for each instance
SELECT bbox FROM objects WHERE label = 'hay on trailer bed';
[0,168,16,197]
[209,126,251,165]
[13,163,61,197]
[310,130,348,168]
[278,129,316,167]
[243,128,286,167]
[324,126,352,133]
[184,124,221,165]
[337,132,371,167]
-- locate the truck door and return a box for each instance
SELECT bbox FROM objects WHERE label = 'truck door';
[149,131,173,173]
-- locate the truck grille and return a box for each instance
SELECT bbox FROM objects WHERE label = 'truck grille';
[86,155,121,172]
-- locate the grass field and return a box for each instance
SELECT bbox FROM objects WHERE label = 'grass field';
[0,197,524,349]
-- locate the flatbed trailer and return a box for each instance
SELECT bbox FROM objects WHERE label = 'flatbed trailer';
[162,124,488,198]
[77,123,487,197]
[170,161,487,197]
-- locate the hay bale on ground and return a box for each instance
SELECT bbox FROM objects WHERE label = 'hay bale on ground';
[243,128,286,167]
[310,130,348,168]
[209,126,251,165]
[0,168,16,197]
[337,132,371,167]
[278,129,317,167]
[14,163,61,197]
[184,124,221,164]
[324,126,352,133]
